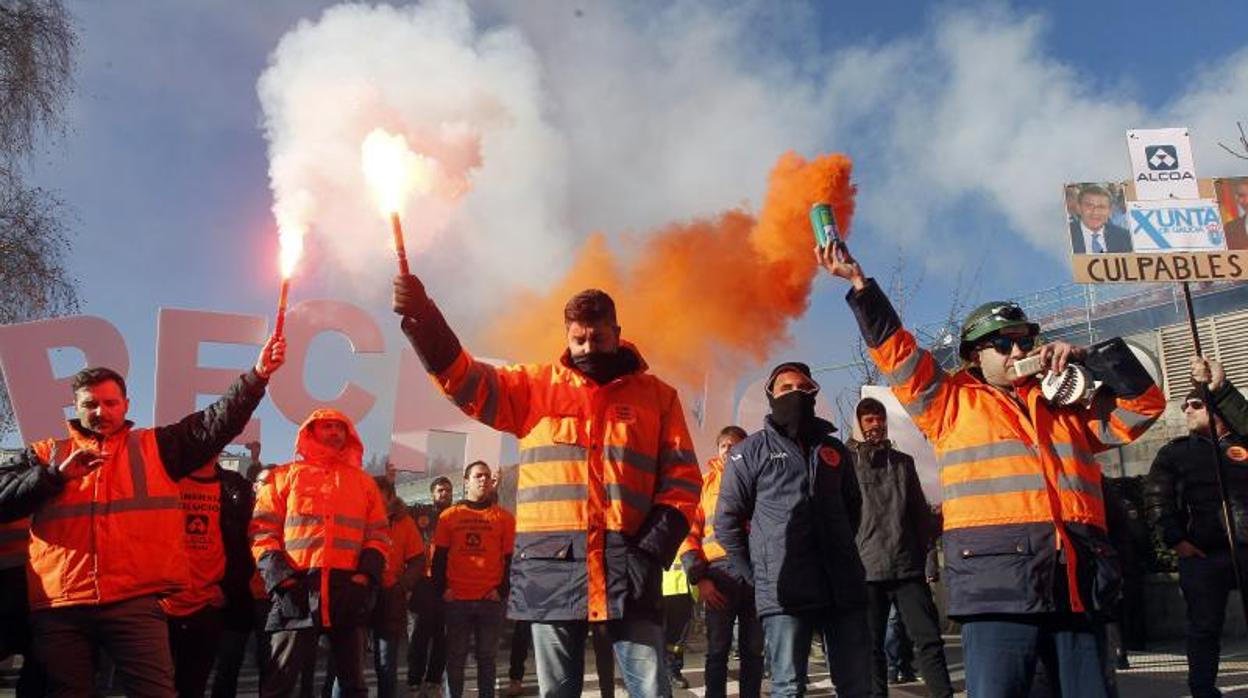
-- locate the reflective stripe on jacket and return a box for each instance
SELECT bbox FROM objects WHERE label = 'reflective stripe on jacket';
[678,457,727,582]
[250,408,391,627]
[0,518,30,571]
[428,342,702,622]
[850,280,1165,615]
[28,425,189,610]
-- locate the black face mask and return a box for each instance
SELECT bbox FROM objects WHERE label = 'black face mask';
[862,426,887,445]
[769,390,817,440]
[571,350,623,385]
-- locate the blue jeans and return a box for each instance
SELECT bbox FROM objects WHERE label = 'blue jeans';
[961,614,1106,698]
[761,609,871,698]
[443,599,505,698]
[531,617,666,698]
[883,602,914,675]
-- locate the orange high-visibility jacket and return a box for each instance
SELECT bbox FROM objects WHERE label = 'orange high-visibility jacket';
[0,518,30,571]
[427,342,702,622]
[850,281,1165,615]
[250,408,391,627]
[677,457,729,583]
[0,370,269,611]
[27,426,190,610]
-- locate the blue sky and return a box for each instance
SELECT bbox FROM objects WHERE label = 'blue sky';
[9,0,1248,458]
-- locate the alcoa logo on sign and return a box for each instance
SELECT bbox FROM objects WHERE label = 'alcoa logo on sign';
[1139,144,1194,183]
[1146,145,1179,171]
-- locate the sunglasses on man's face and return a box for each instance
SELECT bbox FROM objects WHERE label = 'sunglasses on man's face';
[979,334,1037,355]
[1183,399,1206,411]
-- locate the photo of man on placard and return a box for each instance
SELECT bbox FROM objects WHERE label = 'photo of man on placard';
[1217,177,1248,250]
[1067,182,1132,254]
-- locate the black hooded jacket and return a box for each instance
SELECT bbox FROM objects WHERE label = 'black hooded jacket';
[847,438,935,582]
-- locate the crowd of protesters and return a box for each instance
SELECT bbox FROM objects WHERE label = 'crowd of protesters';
[1,237,1248,698]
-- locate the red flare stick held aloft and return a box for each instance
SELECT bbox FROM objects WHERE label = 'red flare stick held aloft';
[274,277,291,339]
[390,212,410,276]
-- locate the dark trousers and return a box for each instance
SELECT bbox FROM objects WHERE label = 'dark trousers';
[883,601,914,675]
[509,620,531,681]
[328,585,407,698]
[961,613,1106,698]
[1178,548,1248,697]
[212,599,273,698]
[0,567,47,698]
[662,592,693,673]
[704,578,763,698]
[588,622,617,697]
[865,579,953,698]
[1120,573,1148,650]
[32,594,176,698]
[168,605,224,698]
[407,585,446,686]
[444,599,505,698]
[264,627,366,698]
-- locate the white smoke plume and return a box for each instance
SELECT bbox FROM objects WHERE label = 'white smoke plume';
[257,1,568,326]
[259,1,1248,328]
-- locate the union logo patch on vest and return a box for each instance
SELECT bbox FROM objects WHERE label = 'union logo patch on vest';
[818,446,841,467]
[1227,445,1248,463]
[609,404,637,424]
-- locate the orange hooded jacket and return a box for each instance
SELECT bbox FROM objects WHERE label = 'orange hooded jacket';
[250,408,391,627]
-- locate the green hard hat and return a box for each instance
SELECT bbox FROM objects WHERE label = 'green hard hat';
[958,301,1040,359]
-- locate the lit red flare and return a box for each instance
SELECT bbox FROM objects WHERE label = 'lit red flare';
[274,216,304,339]
[274,277,291,339]
[361,128,434,274]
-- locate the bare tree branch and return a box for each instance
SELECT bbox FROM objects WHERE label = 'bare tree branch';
[0,1,78,438]
[0,0,75,162]
[1218,121,1248,160]
[0,172,79,436]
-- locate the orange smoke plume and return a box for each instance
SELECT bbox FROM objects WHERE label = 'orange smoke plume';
[484,151,855,387]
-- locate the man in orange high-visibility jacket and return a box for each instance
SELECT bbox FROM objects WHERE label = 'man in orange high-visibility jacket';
[393,279,702,698]
[0,518,46,697]
[678,425,761,698]
[820,242,1164,697]
[250,408,391,698]
[0,337,285,698]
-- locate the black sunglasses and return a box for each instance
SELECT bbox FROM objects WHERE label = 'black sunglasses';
[1183,399,1205,411]
[979,334,1037,355]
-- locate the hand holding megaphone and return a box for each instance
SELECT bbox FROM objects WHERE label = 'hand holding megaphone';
[1008,341,1099,405]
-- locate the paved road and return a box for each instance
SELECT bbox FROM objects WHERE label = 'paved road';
[6,632,1248,696]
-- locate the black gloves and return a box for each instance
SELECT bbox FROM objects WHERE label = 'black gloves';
[393,274,430,318]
